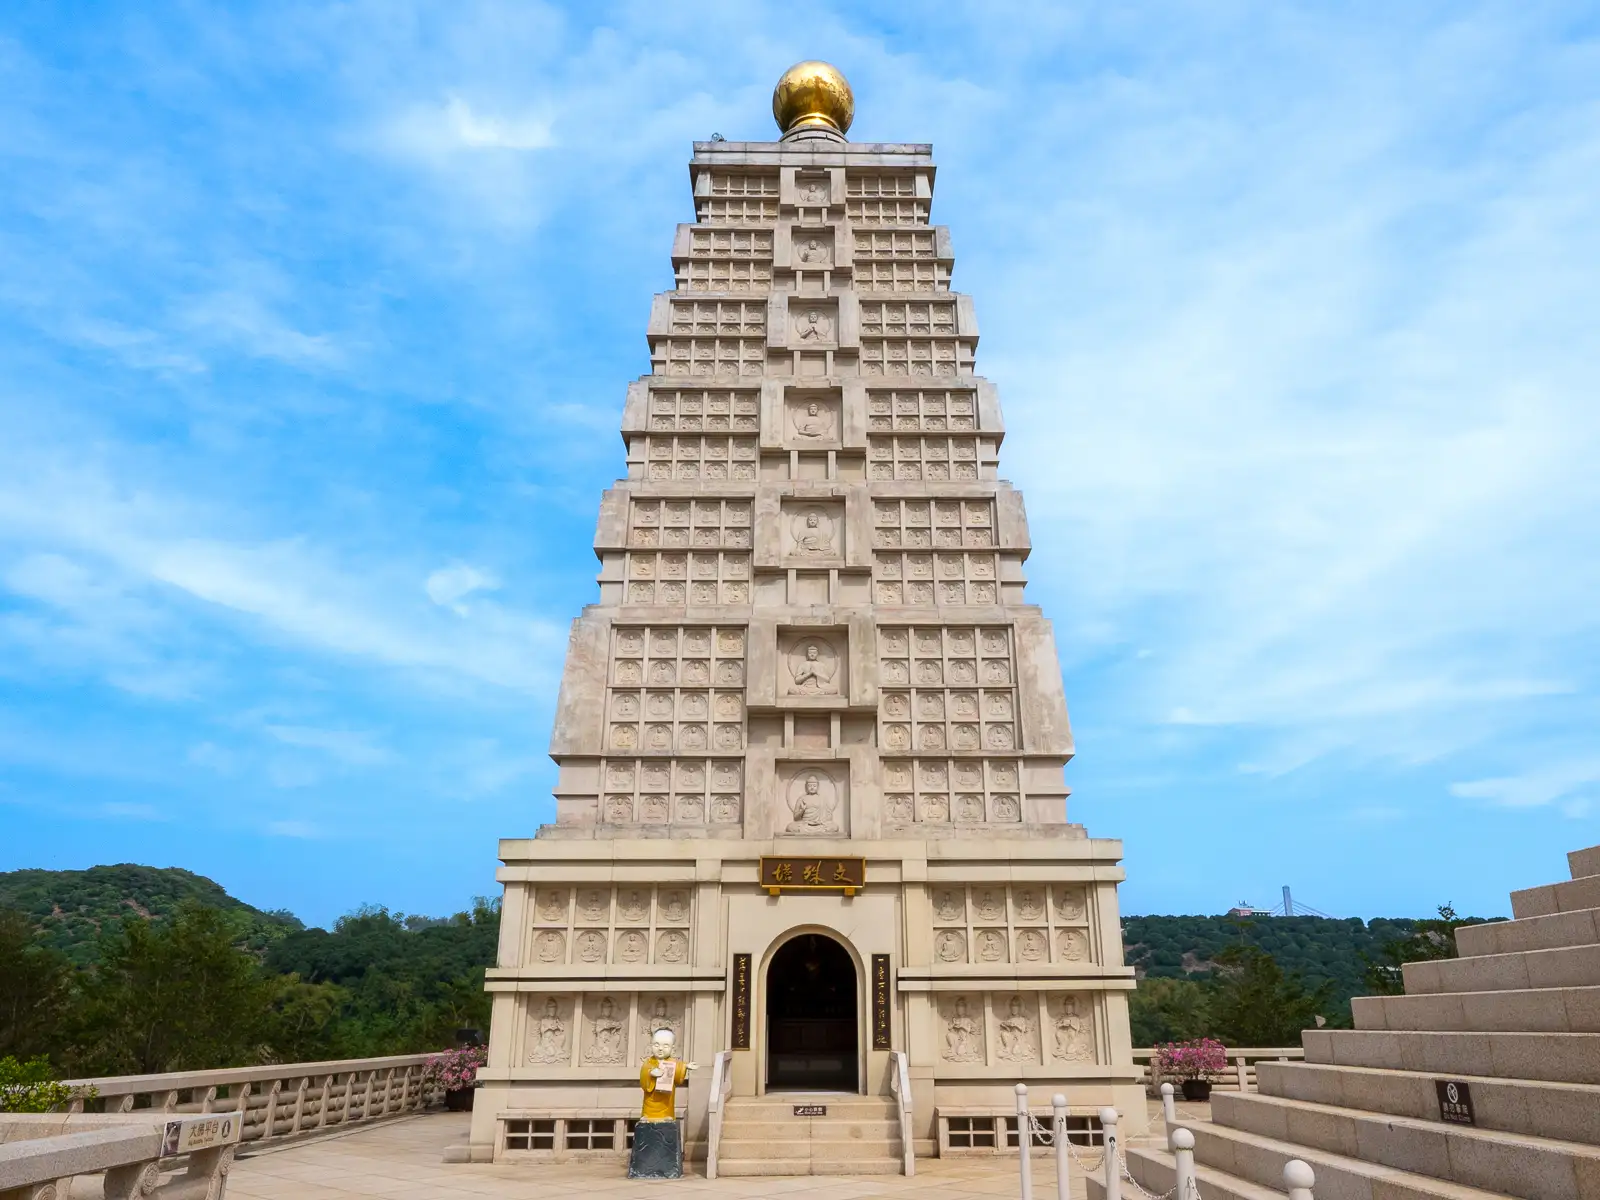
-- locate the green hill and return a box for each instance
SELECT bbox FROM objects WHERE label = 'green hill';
[0,864,302,965]
[1123,913,1488,1013]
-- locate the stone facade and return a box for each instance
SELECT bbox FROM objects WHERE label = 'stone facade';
[469,120,1144,1166]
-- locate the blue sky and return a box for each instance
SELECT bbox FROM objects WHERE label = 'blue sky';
[1,3,1597,927]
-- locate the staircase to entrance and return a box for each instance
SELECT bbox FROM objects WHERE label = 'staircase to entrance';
[715,1094,906,1176]
[1092,841,1600,1200]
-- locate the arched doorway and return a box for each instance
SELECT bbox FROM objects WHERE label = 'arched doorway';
[765,933,859,1092]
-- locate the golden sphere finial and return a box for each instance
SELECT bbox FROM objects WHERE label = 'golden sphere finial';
[772,60,854,137]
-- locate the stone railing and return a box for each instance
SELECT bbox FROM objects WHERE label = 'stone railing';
[61,1053,441,1143]
[0,1111,240,1200]
[888,1050,915,1177]
[1133,1046,1304,1093]
[703,1050,734,1180]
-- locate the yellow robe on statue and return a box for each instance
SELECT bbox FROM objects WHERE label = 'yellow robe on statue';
[638,1057,688,1120]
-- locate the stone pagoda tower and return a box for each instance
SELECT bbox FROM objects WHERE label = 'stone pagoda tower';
[468,62,1144,1172]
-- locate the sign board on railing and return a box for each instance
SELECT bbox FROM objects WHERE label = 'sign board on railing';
[160,1114,242,1158]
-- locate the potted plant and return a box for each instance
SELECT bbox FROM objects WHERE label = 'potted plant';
[424,1046,487,1112]
[1154,1038,1227,1101]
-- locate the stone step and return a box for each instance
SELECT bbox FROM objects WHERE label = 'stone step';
[717,1136,900,1161]
[1513,873,1600,920]
[1304,1027,1600,1084]
[1352,984,1600,1033]
[1187,1118,1520,1200]
[716,1117,902,1139]
[1258,1060,1600,1146]
[716,1156,903,1176]
[1214,1090,1600,1196]
[1086,1145,1296,1200]
[1570,844,1600,881]
[1457,907,1600,958]
[1403,943,1600,994]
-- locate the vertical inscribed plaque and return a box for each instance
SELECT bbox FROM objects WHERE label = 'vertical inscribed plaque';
[872,953,892,1049]
[732,952,752,1049]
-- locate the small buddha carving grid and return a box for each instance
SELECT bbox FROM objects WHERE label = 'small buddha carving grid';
[845,173,929,226]
[645,389,760,433]
[601,758,744,827]
[625,500,752,606]
[653,300,766,377]
[868,388,979,433]
[859,300,970,379]
[872,500,998,607]
[878,624,1016,755]
[882,758,1020,826]
[606,626,747,756]
[529,886,693,968]
[634,435,759,483]
[853,230,947,294]
[929,884,1094,966]
[936,992,1098,1067]
[678,228,774,293]
[868,433,984,482]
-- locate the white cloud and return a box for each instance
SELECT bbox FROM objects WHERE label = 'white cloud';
[264,723,392,767]
[425,562,501,615]
[1450,761,1600,811]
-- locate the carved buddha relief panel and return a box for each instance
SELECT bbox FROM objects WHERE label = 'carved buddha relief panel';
[928,884,1093,966]
[781,499,845,564]
[527,885,695,967]
[778,628,847,700]
[785,391,841,448]
[775,761,848,837]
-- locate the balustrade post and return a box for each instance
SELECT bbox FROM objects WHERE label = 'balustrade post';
[1051,1093,1069,1200]
[160,1090,180,1113]
[1160,1082,1176,1144]
[1284,1159,1316,1200]
[1235,1056,1248,1092]
[1098,1107,1120,1200]
[1014,1084,1032,1200]
[114,1095,135,1114]
[201,1085,218,1114]
[316,1075,333,1129]
[104,1160,161,1200]
[362,1069,376,1120]
[379,1067,395,1116]
[264,1079,283,1140]
[1172,1128,1197,1199]
[291,1078,308,1134]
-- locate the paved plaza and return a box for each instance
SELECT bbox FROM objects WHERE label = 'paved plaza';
[229,1099,1204,1200]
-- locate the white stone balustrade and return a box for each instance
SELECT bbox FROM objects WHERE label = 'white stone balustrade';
[0,1111,239,1200]
[61,1054,440,1143]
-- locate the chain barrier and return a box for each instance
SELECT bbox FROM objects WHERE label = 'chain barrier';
[1018,1105,1203,1200]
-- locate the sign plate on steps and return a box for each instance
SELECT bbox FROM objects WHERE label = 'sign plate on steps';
[1435,1079,1475,1125]
[793,1104,827,1117]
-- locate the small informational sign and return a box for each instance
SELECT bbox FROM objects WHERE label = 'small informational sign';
[871,953,892,1049]
[160,1114,240,1158]
[652,1058,679,1093]
[759,856,866,895]
[1435,1079,1475,1125]
[732,952,752,1049]
[793,1104,827,1117]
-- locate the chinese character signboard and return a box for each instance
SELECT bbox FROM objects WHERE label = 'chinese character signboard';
[732,952,751,1049]
[872,953,891,1049]
[760,856,865,895]
[1435,1079,1475,1125]
[160,1114,240,1159]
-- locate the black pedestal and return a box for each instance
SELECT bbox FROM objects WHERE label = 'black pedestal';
[628,1118,682,1179]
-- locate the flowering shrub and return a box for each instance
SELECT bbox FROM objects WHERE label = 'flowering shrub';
[1153,1038,1228,1081]
[423,1046,487,1093]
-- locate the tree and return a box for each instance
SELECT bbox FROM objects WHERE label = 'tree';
[1205,945,1335,1046]
[68,902,272,1076]
[0,910,73,1062]
[1362,904,1470,995]
[1129,976,1211,1045]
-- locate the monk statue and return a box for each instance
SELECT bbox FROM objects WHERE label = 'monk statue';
[628,1028,699,1178]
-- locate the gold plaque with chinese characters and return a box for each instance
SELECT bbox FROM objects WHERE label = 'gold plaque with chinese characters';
[759,855,866,895]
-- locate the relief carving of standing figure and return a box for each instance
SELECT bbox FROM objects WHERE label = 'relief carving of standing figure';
[996,996,1036,1062]
[528,997,569,1065]
[943,996,981,1063]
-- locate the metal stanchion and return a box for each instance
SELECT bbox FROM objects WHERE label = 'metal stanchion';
[1015,1084,1033,1200]
[1052,1093,1069,1200]
[1098,1107,1121,1200]
[1159,1081,1176,1146]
